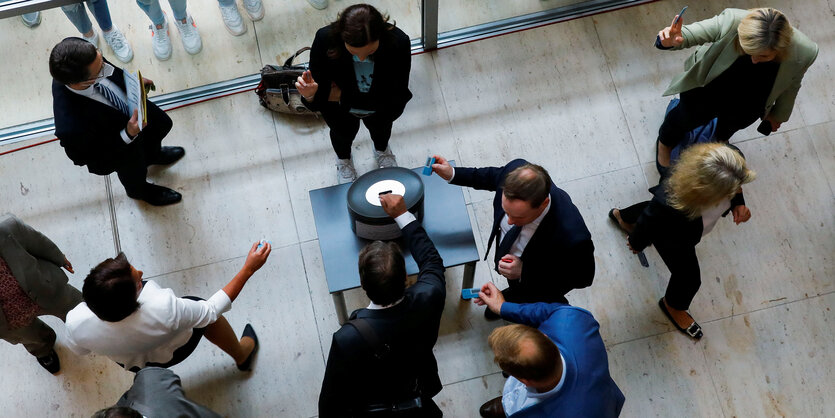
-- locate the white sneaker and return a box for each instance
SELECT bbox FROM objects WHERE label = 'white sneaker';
[103,26,133,63]
[20,12,41,28]
[243,0,265,21]
[150,16,172,61]
[219,3,246,36]
[336,158,358,184]
[82,30,99,47]
[307,0,327,10]
[375,147,397,168]
[174,14,203,55]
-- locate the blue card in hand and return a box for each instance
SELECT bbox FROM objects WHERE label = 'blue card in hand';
[423,157,436,176]
[461,288,480,299]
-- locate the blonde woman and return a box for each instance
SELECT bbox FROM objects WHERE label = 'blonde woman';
[609,144,756,339]
[655,7,818,171]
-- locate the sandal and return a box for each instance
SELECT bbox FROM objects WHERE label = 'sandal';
[658,298,703,339]
[236,324,259,371]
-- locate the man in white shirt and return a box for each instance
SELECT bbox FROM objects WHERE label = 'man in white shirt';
[65,241,271,372]
[50,37,184,206]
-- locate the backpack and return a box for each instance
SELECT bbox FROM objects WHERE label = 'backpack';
[255,47,318,115]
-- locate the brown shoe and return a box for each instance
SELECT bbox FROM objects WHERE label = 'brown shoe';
[479,396,505,418]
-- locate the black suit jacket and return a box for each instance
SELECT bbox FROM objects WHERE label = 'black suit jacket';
[452,159,595,302]
[52,62,172,175]
[303,24,413,120]
[319,221,445,416]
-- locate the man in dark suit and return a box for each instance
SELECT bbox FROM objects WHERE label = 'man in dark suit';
[474,282,625,417]
[50,37,184,206]
[92,367,221,418]
[319,194,446,417]
[0,213,82,374]
[431,156,594,319]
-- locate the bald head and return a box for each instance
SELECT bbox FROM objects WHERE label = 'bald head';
[488,324,561,382]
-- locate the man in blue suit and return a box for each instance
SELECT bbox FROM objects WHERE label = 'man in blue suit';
[50,37,184,206]
[431,156,594,319]
[475,282,625,417]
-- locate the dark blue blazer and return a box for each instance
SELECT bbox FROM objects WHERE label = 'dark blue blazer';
[52,62,172,175]
[451,159,594,302]
[319,221,445,416]
[501,302,625,418]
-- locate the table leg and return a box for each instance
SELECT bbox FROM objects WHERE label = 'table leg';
[332,291,348,325]
[462,261,476,293]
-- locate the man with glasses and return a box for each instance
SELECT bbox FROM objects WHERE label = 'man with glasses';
[49,37,183,206]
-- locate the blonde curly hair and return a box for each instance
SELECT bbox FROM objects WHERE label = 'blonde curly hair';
[737,8,794,60]
[666,143,756,219]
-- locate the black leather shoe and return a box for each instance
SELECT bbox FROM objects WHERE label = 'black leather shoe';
[150,146,185,166]
[141,184,182,206]
[237,324,259,371]
[36,349,61,374]
[484,307,501,321]
[479,396,505,418]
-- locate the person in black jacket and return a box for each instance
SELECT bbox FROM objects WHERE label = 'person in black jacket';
[50,37,184,206]
[319,193,445,417]
[610,143,756,339]
[296,4,412,184]
[431,156,595,320]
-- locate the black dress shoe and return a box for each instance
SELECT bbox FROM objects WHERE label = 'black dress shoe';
[484,307,501,321]
[149,146,185,166]
[36,349,61,374]
[479,396,505,418]
[237,324,259,371]
[141,184,182,206]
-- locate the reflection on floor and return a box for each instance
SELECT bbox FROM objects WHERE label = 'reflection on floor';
[0,0,833,416]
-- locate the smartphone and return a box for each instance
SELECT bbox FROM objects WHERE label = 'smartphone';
[461,288,481,300]
[674,6,688,24]
[757,120,772,136]
[378,190,392,196]
[637,251,649,268]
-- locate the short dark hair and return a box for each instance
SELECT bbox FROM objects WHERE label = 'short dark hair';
[358,241,406,306]
[327,4,392,58]
[83,253,140,322]
[502,163,552,208]
[91,407,142,418]
[488,324,561,381]
[49,37,98,85]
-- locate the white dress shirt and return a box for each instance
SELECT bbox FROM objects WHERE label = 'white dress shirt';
[502,353,567,415]
[66,80,135,144]
[701,198,732,236]
[65,280,231,370]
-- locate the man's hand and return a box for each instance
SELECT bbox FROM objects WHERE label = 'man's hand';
[497,254,522,280]
[764,115,782,132]
[295,70,318,101]
[141,77,155,92]
[380,193,407,218]
[243,241,271,275]
[62,257,74,274]
[732,205,752,224]
[658,14,684,48]
[328,82,341,102]
[127,109,140,137]
[626,237,639,254]
[474,282,505,316]
[431,154,454,181]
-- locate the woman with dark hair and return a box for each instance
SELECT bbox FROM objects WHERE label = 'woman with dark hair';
[610,143,756,340]
[296,4,412,184]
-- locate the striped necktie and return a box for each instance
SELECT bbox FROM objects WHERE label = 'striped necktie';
[95,82,130,116]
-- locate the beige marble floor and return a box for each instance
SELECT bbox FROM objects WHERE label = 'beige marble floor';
[0,0,834,416]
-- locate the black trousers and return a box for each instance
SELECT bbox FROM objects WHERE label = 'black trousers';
[501,279,569,305]
[320,103,396,159]
[620,202,701,311]
[114,110,173,199]
[658,88,762,148]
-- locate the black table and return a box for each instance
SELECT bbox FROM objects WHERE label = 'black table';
[310,163,480,324]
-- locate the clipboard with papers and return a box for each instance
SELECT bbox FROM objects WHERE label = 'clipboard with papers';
[123,70,148,131]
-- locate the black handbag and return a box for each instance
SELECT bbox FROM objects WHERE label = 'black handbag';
[255,47,317,115]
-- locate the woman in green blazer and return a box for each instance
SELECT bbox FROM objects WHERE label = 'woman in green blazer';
[655,8,818,170]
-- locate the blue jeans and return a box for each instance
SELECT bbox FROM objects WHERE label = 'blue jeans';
[135,0,188,26]
[62,0,113,34]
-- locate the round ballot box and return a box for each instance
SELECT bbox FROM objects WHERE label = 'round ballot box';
[347,167,425,240]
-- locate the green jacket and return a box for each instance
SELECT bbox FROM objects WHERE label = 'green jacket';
[663,8,818,123]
